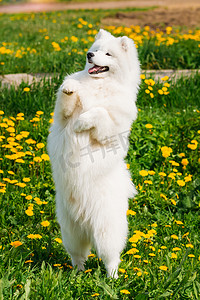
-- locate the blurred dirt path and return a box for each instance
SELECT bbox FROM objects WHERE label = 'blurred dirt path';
[1,70,199,88]
[0,0,200,14]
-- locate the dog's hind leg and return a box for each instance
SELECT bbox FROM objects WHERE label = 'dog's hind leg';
[60,225,91,271]
[93,215,128,279]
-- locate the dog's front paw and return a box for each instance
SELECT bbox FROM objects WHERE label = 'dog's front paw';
[61,79,80,96]
[74,113,94,133]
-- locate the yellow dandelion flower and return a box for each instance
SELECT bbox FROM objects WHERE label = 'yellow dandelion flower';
[25,209,34,216]
[15,182,26,188]
[171,253,177,259]
[149,246,155,251]
[27,234,42,239]
[6,127,15,133]
[145,124,153,129]
[170,199,176,205]
[149,253,156,257]
[119,268,126,273]
[54,238,62,243]
[181,158,189,166]
[168,173,176,180]
[150,93,154,98]
[91,293,100,297]
[10,241,22,248]
[71,36,78,42]
[26,139,36,144]
[129,235,139,243]
[126,248,139,255]
[175,220,183,225]
[54,263,62,268]
[127,209,136,216]
[161,76,169,81]
[161,246,167,249]
[42,201,48,205]
[188,254,195,258]
[171,234,178,240]
[36,143,45,149]
[41,154,50,161]
[27,234,35,239]
[162,86,168,92]
[23,87,30,92]
[139,170,148,176]
[23,178,31,182]
[148,170,155,175]
[172,247,181,251]
[187,143,197,150]
[177,180,185,187]
[120,290,130,295]
[144,180,153,184]
[33,157,42,163]
[8,170,15,175]
[161,146,172,158]
[182,232,189,238]
[179,152,185,157]
[169,160,180,166]
[41,220,50,227]
[159,265,168,271]
[0,123,8,128]
[31,117,40,122]
[186,244,194,248]
[88,253,95,258]
[159,172,166,177]
[184,174,192,182]
[34,197,43,205]
[36,111,43,115]
[160,193,167,200]
[20,131,29,138]
[85,269,92,273]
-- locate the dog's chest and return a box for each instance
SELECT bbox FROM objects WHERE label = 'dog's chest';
[78,82,112,111]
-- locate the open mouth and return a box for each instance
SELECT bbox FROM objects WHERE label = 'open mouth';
[88,65,109,75]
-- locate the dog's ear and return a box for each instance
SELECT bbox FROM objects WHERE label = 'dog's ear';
[95,29,113,40]
[121,36,130,51]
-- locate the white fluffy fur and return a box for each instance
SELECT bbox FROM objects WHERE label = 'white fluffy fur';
[47,29,140,278]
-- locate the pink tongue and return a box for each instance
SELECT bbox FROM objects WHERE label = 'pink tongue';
[88,65,101,74]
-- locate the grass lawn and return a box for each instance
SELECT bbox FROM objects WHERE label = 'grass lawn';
[0,73,200,299]
[0,8,200,300]
[0,9,200,74]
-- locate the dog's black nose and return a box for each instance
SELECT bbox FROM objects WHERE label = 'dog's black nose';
[87,52,95,60]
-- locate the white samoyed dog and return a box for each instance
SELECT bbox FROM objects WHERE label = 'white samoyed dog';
[47,29,140,278]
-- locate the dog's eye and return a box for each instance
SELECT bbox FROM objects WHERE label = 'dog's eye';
[106,53,112,56]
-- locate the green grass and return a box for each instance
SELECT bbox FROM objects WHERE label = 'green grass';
[0,73,200,299]
[0,7,200,299]
[0,10,199,74]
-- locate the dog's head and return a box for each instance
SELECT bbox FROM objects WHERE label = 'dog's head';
[85,29,140,85]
